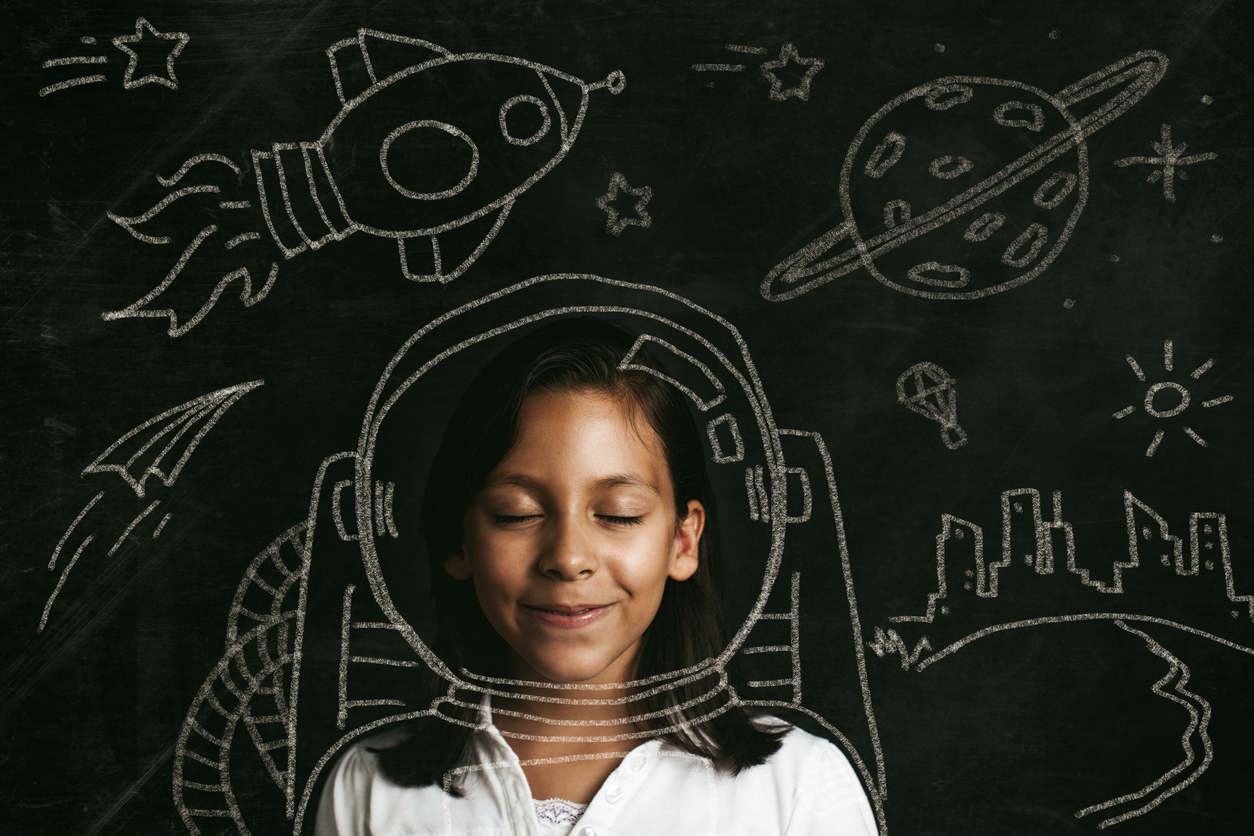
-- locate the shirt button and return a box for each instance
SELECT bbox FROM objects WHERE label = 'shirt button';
[629,756,645,771]
[605,785,623,803]
[579,828,597,836]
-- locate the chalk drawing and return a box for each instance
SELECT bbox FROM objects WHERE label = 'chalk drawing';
[37,381,263,633]
[889,514,982,623]
[1074,621,1213,829]
[907,614,1222,829]
[113,17,189,90]
[762,51,1167,301]
[896,362,967,450]
[176,276,886,835]
[760,43,825,102]
[692,42,823,102]
[867,628,932,670]
[884,488,1253,640]
[595,172,653,237]
[102,30,625,337]
[38,17,188,97]
[1113,340,1233,457]
[1114,124,1218,203]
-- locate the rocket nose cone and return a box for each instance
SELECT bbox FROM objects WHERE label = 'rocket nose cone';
[540,69,624,144]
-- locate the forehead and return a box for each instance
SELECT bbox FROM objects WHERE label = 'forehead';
[504,388,667,470]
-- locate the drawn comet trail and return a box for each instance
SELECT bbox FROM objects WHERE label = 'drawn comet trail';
[39,381,263,632]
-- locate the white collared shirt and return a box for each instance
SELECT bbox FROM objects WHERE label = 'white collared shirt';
[315,698,877,836]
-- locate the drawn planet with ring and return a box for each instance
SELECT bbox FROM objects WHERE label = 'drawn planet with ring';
[762,51,1167,301]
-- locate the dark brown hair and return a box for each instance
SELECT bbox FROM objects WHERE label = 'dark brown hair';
[375,317,786,790]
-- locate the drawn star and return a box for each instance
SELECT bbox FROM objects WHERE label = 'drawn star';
[1114,124,1217,203]
[759,42,824,102]
[112,17,190,91]
[595,172,653,237]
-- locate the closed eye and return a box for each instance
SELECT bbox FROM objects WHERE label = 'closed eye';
[598,515,644,526]
[494,514,540,525]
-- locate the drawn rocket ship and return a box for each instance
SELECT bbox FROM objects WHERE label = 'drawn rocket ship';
[255,30,626,281]
[103,30,625,338]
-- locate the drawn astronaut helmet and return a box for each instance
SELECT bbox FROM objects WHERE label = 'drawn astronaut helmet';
[354,274,795,692]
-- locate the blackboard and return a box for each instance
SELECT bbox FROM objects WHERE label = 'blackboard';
[4,1,1252,833]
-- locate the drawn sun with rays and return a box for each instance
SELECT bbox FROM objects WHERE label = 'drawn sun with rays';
[1113,339,1234,457]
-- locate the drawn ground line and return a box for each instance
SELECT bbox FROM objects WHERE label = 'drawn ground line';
[1074,620,1212,829]
[916,612,1254,672]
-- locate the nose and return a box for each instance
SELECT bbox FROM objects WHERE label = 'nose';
[538,514,598,581]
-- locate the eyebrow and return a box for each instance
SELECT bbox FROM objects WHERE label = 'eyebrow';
[485,473,661,497]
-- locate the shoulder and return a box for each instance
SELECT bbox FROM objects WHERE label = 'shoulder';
[753,720,879,835]
[314,728,412,836]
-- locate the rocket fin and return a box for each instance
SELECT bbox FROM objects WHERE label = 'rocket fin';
[397,200,514,284]
[329,30,454,106]
[358,30,453,86]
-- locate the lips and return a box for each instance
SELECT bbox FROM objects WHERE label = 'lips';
[522,603,613,629]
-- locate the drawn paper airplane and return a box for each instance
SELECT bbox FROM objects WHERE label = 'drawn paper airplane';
[39,381,263,632]
[103,29,625,337]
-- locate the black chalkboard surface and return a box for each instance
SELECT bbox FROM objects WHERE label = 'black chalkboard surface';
[4,1,1252,833]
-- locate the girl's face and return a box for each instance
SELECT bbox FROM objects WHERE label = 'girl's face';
[447,389,704,686]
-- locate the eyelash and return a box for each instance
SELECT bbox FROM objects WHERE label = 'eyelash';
[599,515,643,527]
[491,514,644,526]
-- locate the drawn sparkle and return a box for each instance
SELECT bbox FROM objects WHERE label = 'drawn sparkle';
[759,42,824,102]
[112,17,190,91]
[595,172,653,237]
[1114,339,1233,457]
[1114,124,1217,203]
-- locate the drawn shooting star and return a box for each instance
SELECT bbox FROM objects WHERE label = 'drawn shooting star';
[112,16,190,91]
[595,172,653,236]
[38,18,189,97]
[1114,124,1217,203]
[39,380,263,632]
[1113,340,1233,457]
[692,42,824,102]
[101,29,625,337]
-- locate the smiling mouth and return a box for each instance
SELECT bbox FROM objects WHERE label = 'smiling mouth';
[523,603,612,628]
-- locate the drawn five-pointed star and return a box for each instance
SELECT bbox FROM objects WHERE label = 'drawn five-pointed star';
[112,17,190,91]
[1114,124,1218,203]
[595,172,653,237]
[759,42,824,102]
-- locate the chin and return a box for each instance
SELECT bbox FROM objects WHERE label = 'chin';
[526,651,617,685]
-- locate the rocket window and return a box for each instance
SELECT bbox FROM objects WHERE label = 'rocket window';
[499,95,552,147]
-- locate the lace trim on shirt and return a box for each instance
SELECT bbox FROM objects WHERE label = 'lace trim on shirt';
[533,797,587,826]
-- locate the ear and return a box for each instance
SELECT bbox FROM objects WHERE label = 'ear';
[668,499,705,582]
[444,544,473,580]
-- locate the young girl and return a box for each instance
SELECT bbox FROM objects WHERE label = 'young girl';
[316,318,877,835]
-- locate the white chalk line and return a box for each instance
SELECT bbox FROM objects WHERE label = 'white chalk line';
[1075,621,1212,828]
[156,153,241,188]
[106,500,160,556]
[108,186,221,244]
[39,534,95,632]
[47,491,104,570]
[916,613,1254,672]
[38,75,107,97]
[42,56,108,67]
